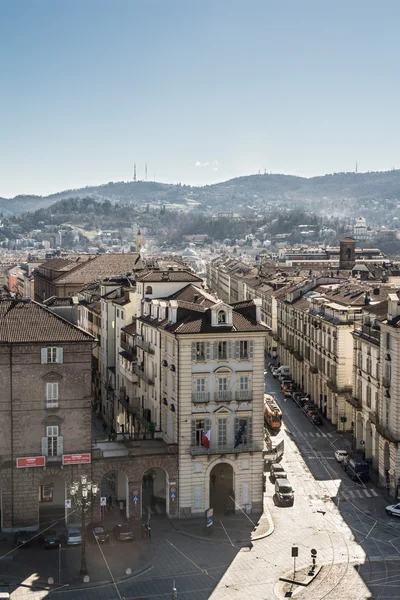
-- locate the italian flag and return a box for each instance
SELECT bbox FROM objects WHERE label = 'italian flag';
[201,429,211,449]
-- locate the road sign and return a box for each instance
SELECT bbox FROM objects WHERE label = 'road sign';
[132,489,139,504]
[291,547,298,557]
[389,468,395,476]
[170,486,176,502]
[360,440,365,446]
[65,499,71,509]
[100,496,107,507]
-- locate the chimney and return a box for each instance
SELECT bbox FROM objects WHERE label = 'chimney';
[254,298,262,323]
[169,300,178,323]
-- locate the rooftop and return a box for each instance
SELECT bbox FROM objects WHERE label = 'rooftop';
[0,299,94,343]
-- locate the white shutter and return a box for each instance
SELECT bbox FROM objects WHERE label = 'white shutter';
[249,341,254,359]
[213,342,219,360]
[227,342,233,360]
[191,342,197,361]
[57,435,64,456]
[41,348,48,364]
[42,436,48,456]
[56,348,63,363]
[205,343,211,360]
[191,420,196,446]
[235,341,240,359]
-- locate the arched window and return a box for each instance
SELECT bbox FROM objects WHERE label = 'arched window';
[218,311,227,324]
[145,285,153,295]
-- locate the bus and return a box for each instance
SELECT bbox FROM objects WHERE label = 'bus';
[264,394,282,431]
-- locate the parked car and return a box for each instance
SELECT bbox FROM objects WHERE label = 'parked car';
[39,530,60,549]
[113,523,135,542]
[87,523,110,544]
[274,478,295,506]
[270,463,287,483]
[309,413,323,425]
[60,526,82,546]
[14,530,33,548]
[335,450,349,463]
[290,391,303,402]
[386,503,400,517]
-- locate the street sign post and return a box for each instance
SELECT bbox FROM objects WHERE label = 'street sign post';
[291,546,298,581]
[65,499,71,509]
[360,440,365,446]
[170,486,176,502]
[132,489,139,504]
[205,508,213,529]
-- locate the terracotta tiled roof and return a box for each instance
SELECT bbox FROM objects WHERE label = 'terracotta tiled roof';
[165,284,216,307]
[0,299,94,343]
[168,311,268,334]
[54,254,142,285]
[121,323,136,335]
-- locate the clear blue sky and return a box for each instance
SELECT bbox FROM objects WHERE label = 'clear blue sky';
[1,0,399,197]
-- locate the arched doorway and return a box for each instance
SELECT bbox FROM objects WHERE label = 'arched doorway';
[38,474,66,528]
[142,468,167,517]
[210,463,234,514]
[100,470,129,522]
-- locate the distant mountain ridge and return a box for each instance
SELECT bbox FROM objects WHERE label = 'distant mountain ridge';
[2,170,400,215]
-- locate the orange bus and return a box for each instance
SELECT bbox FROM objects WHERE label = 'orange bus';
[264,394,282,430]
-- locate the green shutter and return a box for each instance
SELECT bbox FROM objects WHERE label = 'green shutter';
[235,341,240,359]
[247,417,253,444]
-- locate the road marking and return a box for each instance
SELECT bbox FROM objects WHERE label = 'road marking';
[370,489,379,497]
[364,490,371,498]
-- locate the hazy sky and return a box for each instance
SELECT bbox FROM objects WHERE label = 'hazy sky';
[1,0,400,197]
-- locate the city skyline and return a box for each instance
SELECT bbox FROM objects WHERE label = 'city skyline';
[1,0,400,197]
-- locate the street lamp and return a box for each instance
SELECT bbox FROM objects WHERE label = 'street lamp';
[68,475,98,576]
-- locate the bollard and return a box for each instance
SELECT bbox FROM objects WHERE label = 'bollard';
[83,575,90,583]
[48,577,54,585]
[125,568,132,575]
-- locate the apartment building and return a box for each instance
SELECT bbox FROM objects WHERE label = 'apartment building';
[351,294,400,495]
[136,282,268,516]
[0,299,94,530]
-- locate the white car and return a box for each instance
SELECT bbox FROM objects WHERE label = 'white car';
[334,450,349,462]
[386,503,400,517]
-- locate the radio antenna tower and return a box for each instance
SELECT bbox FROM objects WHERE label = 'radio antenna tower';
[145,163,148,181]
[133,163,136,182]
[355,160,358,174]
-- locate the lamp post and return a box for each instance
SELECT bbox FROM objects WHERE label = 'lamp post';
[69,475,98,576]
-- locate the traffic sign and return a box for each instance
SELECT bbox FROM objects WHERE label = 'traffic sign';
[65,499,71,509]
[100,496,107,506]
[360,440,365,446]
[132,488,139,504]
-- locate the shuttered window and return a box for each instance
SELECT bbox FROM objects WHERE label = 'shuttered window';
[46,383,59,408]
[41,347,63,364]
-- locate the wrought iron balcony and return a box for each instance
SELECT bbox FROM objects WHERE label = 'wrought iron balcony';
[234,391,253,402]
[213,391,233,402]
[135,337,155,354]
[190,442,263,456]
[191,392,210,403]
[132,364,154,385]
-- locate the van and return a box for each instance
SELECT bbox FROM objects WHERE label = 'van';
[275,478,294,506]
[345,457,369,482]
[276,366,290,381]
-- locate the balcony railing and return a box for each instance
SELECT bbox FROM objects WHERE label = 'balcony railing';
[132,364,155,385]
[213,391,233,402]
[192,392,210,403]
[235,391,253,401]
[190,442,263,456]
[135,337,155,355]
[119,394,140,414]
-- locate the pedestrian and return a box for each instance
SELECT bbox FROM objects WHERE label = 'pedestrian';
[119,500,124,515]
[107,495,113,511]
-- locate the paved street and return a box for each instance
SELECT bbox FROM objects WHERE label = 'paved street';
[3,369,400,599]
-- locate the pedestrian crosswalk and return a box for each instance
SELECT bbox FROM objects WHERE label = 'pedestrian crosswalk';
[341,488,380,499]
[290,430,334,439]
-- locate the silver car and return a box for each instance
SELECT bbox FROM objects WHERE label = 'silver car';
[61,526,82,546]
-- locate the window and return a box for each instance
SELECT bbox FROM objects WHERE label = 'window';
[240,376,249,391]
[47,426,59,457]
[192,419,210,446]
[145,286,153,295]
[218,418,227,447]
[195,342,205,361]
[41,347,63,364]
[376,361,380,379]
[235,417,252,446]
[357,352,362,369]
[218,311,226,324]
[217,341,227,360]
[366,386,371,408]
[366,357,372,375]
[40,486,53,503]
[194,378,206,401]
[121,311,124,320]
[46,383,59,408]
[357,379,362,402]
[239,341,248,359]
[217,377,228,400]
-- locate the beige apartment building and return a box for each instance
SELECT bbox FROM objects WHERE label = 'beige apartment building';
[136,283,267,516]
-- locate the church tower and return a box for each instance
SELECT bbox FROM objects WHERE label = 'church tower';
[339,237,356,270]
[136,229,143,252]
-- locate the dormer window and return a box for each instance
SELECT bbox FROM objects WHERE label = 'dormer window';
[218,311,227,324]
[145,285,153,295]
